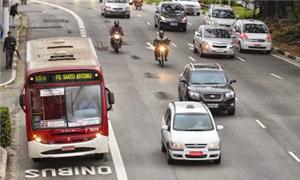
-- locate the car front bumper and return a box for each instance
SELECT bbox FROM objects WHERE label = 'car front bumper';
[188,96,235,111]
[202,46,235,56]
[169,149,221,161]
[28,135,109,158]
[241,41,272,51]
[105,9,130,16]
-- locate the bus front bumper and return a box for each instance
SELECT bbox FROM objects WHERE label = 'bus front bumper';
[28,135,109,158]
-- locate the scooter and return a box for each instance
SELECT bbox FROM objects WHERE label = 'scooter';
[157,45,168,67]
[135,1,142,10]
[111,33,122,53]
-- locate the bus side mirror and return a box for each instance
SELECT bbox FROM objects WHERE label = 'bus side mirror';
[19,94,25,112]
[105,87,115,111]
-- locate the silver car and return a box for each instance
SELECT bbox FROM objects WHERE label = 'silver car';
[204,4,236,28]
[100,0,131,18]
[193,25,235,58]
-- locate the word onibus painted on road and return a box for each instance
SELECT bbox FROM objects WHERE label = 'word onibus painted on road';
[25,166,112,178]
[19,37,115,161]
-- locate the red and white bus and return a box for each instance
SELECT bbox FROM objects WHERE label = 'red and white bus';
[19,37,114,161]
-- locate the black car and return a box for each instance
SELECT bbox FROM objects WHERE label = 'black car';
[154,2,187,32]
[178,63,237,115]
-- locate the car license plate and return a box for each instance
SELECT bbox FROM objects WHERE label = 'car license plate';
[170,22,178,26]
[207,103,219,108]
[254,44,261,47]
[189,151,203,157]
[62,146,75,151]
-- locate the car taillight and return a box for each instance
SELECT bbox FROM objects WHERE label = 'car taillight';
[240,33,249,41]
[266,34,272,42]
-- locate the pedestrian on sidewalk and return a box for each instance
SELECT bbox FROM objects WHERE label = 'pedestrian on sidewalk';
[3,31,17,69]
[10,3,19,28]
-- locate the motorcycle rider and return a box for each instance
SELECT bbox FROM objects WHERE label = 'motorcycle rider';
[153,30,170,61]
[134,0,143,9]
[109,20,124,46]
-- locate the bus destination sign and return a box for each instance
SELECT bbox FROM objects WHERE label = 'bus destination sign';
[30,72,100,84]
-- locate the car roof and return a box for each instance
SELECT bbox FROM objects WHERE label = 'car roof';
[200,24,229,30]
[188,63,223,71]
[211,4,232,10]
[172,101,209,114]
[239,19,266,25]
[160,1,182,5]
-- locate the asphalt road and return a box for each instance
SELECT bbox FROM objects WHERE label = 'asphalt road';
[14,0,300,179]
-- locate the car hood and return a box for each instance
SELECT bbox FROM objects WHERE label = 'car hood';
[244,33,269,40]
[106,3,128,8]
[212,18,236,26]
[205,38,233,45]
[189,84,231,93]
[172,130,219,144]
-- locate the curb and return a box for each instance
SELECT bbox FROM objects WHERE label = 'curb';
[273,47,300,63]
[0,15,23,88]
[0,147,8,179]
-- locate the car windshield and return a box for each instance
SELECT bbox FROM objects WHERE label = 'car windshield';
[173,113,213,131]
[161,4,184,15]
[204,28,231,38]
[190,70,227,84]
[30,85,102,129]
[107,0,127,3]
[212,9,235,19]
[243,23,268,33]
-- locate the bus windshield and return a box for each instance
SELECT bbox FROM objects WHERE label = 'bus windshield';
[30,85,102,129]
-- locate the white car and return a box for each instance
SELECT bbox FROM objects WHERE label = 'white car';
[100,0,131,18]
[233,19,272,54]
[161,101,223,164]
[204,4,236,28]
[172,0,201,15]
[193,25,235,58]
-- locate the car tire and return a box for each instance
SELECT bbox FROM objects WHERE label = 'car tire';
[193,42,198,53]
[154,21,157,28]
[178,91,182,101]
[213,154,221,164]
[32,158,41,163]
[166,149,174,164]
[199,46,204,57]
[161,141,166,152]
[228,55,234,59]
[197,12,200,16]
[94,153,104,160]
[265,50,271,54]
[104,14,108,18]
[181,26,187,32]
[228,108,235,115]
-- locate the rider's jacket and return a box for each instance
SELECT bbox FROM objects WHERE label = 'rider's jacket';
[153,36,170,47]
[110,26,124,36]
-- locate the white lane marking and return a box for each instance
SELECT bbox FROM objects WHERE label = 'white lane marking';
[171,42,177,48]
[236,56,246,62]
[187,43,194,47]
[235,97,238,101]
[32,1,127,179]
[31,0,86,37]
[138,14,142,17]
[255,119,266,129]
[146,22,151,26]
[271,53,300,68]
[187,22,192,26]
[288,151,300,162]
[146,42,155,50]
[270,73,283,80]
[189,56,196,62]
[189,47,194,50]
[109,121,128,180]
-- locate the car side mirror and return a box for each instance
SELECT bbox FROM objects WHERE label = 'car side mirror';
[105,87,115,111]
[19,94,25,112]
[217,125,224,131]
[162,125,170,131]
[230,79,237,84]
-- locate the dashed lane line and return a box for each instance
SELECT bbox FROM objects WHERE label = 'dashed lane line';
[236,56,246,62]
[288,151,300,163]
[171,42,177,48]
[31,1,128,179]
[187,43,194,47]
[270,73,283,80]
[146,22,151,26]
[255,119,266,129]
[187,22,192,26]
[189,56,196,62]
[138,14,142,17]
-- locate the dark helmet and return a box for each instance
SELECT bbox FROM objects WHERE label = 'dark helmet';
[114,20,120,27]
[159,30,164,38]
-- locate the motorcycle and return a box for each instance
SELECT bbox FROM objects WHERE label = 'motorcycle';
[135,1,142,10]
[157,45,168,67]
[111,33,122,53]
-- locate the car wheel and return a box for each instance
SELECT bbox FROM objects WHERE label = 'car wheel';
[228,108,235,115]
[181,26,187,32]
[197,12,200,16]
[178,91,182,101]
[154,21,158,28]
[161,141,166,152]
[193,42,198,53]
[166,149,174,164]
[199,46,204,57]
[104,14,108,18]
[228,55,234,59]
[101,12,104,16]
[265,50,271,54]
[94,153,104,160]
[213,154,221,164]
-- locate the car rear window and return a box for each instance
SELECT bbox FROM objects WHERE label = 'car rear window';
[212,9,235,19]
[243,23,268,33]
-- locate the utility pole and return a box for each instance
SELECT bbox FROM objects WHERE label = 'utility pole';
[2,0,9,40]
